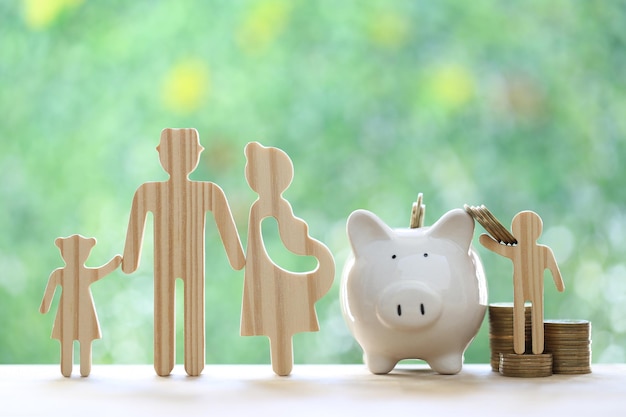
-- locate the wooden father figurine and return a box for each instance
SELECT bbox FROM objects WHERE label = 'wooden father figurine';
[122,128,245,376]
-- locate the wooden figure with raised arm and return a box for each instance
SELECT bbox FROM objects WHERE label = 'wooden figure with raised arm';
[479,210,565,355]
[40,235,122,377]
[240,142,335,376]
[122,128,245,377]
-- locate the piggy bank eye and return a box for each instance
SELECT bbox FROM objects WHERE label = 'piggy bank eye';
[423,253,429,257]
[391,254,397,259]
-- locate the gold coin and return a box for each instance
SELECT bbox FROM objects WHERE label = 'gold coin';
[543,319,593,375]
[489,303,535,370]
[464,205,518,245]
[410,193,425,228]
[499,353,553,377]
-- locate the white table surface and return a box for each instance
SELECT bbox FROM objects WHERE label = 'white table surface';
[1,364,624,416]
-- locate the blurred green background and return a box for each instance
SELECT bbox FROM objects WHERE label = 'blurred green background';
[1,0,625,367]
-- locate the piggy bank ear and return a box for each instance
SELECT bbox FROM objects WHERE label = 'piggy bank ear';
[427,208,474,251]
[347,210,394,256]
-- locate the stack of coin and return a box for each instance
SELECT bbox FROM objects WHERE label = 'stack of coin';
[464,204,517,245]
[488,302,532,371]
[499,353,553,377]
[544,319,592,374]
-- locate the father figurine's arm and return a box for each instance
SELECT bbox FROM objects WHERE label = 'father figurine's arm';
[122,185,152,274]
[207,183,245,270]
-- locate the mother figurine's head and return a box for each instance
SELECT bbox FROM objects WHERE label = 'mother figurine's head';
[245,142,293,196]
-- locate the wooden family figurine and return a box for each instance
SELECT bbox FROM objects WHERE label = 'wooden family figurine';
[240,142,335,376]
[479,211,565,354]
[122,128,245,377]
[40,235,121,377]
[41,129,334,377]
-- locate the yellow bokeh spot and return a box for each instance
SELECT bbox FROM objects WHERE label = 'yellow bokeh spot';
[22,0,83,30]
[430,64,475,110]
[237,0,292,53]
[161,60,210,114]
[367,12,409,49]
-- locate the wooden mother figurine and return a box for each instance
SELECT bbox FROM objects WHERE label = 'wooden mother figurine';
[240,142,335,376]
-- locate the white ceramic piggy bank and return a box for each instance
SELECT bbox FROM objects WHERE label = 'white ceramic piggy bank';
[341,208,487,375]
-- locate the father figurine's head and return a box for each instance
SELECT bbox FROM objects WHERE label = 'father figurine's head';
[157,128,204,177]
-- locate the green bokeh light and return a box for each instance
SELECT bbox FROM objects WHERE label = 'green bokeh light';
[1,0,625,365]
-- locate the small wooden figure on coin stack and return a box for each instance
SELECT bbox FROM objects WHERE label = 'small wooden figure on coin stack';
[479,211,565,355]
[40,235,121,377]
[122,128,245,377]
[240,142,335,376]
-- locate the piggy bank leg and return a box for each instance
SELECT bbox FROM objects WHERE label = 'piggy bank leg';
[364,352,397,375]
[427,352,463,375]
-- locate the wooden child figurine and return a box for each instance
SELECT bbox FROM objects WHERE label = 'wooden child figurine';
[240,142,335,376]
[479,211,565,355]
[40,235,122,377]
[122,128,245,377]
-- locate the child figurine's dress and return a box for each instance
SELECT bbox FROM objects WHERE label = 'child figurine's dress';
[240,142,334,376]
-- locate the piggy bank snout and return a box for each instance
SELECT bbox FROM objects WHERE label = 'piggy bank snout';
[376,282,443,331]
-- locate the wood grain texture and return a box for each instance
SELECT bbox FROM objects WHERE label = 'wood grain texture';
[479,211,565,355]
[240,142,335,376]
[122,128,245,377]
[40,235,121,377]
